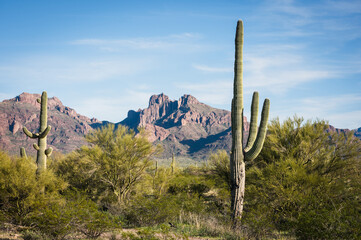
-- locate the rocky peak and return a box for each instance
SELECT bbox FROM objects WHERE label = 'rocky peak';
[6,92,64,109]
[149,93,171,107]
[8,92,41,107]
[179,94,199,106]
[3,92,101,126]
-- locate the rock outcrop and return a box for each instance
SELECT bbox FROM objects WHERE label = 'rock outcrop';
[119,93,249,159]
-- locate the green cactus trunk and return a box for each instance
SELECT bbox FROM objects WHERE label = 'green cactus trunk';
[230,20,270,224]
[23,91,53,174]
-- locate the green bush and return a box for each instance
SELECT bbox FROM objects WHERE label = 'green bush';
[0,151,66,225]
[26,193,121,239]
[55,124,162,206]
[243,117,361,239]
[22,230,50,240]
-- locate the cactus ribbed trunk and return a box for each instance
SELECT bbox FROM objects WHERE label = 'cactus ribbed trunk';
[230,20,246,222]
[37,92,48,172]
[230,20,270,226]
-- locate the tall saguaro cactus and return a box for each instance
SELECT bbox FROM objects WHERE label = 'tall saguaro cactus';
[230,20,270,223]
[23,91,53,174]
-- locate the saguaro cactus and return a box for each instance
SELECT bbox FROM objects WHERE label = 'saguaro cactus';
[23,91,53,174]
[20,147,27,159]
[171,152,176,174]
[230,20,270,223]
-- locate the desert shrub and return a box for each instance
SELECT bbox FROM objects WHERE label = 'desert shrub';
[74,195,121,238]
[207,150,230,190]
[125,192,205,227]
[26,192,121,239]
[123,168,213,227]
[244,117,361,239]
[22,230,50,240]
[0,151,66,225]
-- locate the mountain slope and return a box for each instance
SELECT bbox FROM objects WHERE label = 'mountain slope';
[0,92,104,156]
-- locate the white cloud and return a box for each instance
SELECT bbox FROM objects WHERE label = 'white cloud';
[0,56,154,84]
[243,53,334,93]
[273,94,361,129]
[69,33,203,52]
[193,64,232,73]
[176,80,233,106]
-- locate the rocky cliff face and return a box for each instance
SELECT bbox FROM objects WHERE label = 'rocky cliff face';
[0,92,103,156]
[119,93,249,159]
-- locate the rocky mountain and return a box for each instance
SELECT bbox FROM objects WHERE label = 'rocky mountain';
[0,92,360,161]
[0,92,105,156]
[119,93,249,159]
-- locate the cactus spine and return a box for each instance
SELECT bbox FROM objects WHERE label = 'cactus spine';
[23,91,53,174]
[230,20,270,223]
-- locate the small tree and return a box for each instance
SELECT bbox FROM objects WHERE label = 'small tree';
[58,124,161,205]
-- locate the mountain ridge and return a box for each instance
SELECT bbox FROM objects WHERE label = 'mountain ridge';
[0,92,359,160]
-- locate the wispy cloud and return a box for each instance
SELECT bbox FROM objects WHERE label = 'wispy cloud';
[274,94,361,129]
[244,53,334,93]
[70,33,203,52]
[176,80,232,106]
[325,0,361,15]
[193,64,232,73]
[0,56,154,84]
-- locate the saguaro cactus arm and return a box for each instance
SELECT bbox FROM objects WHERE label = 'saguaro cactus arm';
[45,147,53,157]
[23,125,51,139]
[244,98,270,161]
[23,127,39,138]
[244,92,259,152]
[39,125,51,138]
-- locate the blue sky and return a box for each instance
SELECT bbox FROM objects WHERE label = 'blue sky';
[0,0,360,129]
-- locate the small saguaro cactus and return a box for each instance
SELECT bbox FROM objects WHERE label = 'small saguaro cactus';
[23,91,53,174]
[153,160,158,189]
[171,152,176,174]
[230,20,270,223]
[20,147,27,159]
